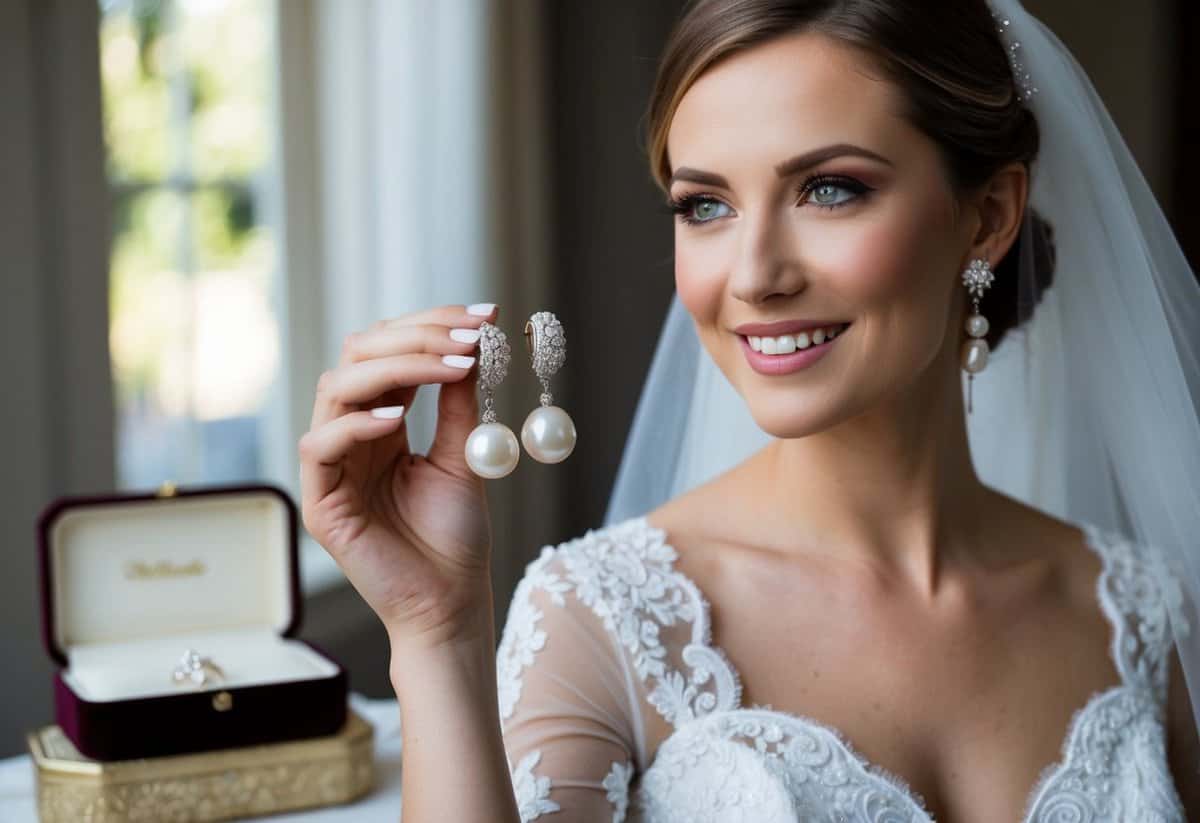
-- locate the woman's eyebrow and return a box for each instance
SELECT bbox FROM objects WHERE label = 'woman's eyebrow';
[670,143,892,188]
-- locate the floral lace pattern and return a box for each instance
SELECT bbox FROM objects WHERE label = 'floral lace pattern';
[497,546,572,721]
[511,750,561,820]
[1019,687,1180,822]
[603,760,635,822]
[555,519,743,727]
[1090,522,1182,695]
[498,517,1186,822]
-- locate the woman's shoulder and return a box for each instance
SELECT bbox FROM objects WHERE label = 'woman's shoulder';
[1078,518,1188,652]
[533,514,681,575]
[510,514,692,619]
[997,495,1185,688]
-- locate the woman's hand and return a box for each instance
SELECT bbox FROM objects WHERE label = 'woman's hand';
[299,303,499,652]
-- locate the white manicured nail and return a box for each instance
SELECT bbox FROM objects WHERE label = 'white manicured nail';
[370,405,406,420]
[466,303,496,316]
[443,355,476,369]
[450,328,482,344]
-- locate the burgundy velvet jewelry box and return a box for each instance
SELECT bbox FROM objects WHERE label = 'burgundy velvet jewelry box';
[37,482,348,761]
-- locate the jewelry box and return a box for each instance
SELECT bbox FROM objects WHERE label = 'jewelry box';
[28,706,374,822]
[37,482,348,761]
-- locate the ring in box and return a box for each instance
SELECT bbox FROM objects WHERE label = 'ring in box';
[38,483,348,761]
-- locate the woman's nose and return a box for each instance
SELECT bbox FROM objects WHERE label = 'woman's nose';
[728,209,806,305]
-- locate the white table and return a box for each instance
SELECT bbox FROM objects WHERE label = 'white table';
[0,694,403,822]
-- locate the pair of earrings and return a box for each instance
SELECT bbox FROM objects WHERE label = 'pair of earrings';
[465,311,576,479]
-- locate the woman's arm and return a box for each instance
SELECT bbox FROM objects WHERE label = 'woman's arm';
[390,603,521,823]
[299,304,637,821]
[298,303,523,821]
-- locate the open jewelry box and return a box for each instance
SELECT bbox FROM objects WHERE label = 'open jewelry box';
[37,483,347,761]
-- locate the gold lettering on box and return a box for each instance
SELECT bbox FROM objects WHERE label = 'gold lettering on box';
[124,560,207,580]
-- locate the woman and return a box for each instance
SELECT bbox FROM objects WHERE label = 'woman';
[299,0,1200,820]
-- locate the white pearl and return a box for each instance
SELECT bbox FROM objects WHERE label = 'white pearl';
[961,338,990,374]
[465,422,519,479]
[521,405,577,464]
[965,314,989,338]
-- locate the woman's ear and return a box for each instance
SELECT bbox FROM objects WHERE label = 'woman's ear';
[967,161,1029,266]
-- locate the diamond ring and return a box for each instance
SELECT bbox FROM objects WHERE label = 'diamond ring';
[171,648,225,688]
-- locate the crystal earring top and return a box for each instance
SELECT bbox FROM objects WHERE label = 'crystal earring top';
[524,311,566,407]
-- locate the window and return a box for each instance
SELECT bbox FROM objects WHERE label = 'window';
[99,0,280,489]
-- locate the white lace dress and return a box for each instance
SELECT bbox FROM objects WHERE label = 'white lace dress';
[496,516,1186,822]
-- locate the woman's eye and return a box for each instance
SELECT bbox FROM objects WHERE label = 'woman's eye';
[800,176,871,210]
[673,196,731,224]
[809,183,854,207]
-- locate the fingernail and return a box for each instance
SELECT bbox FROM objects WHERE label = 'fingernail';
[466,303,496,316]
[371,405,406,420]
[450,328,482,344]
[442,355,476,369]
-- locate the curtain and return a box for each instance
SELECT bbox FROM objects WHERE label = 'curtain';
[290,0,561,626]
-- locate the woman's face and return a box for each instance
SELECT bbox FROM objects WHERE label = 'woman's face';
[666,31,977,437]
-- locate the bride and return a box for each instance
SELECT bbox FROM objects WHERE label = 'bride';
[298,0,1200,820]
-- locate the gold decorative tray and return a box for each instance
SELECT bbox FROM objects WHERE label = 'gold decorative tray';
[27,708,374,822]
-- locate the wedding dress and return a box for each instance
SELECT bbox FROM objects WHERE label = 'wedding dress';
[497,517,1185,822]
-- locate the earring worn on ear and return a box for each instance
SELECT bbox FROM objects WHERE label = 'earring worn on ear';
[521,311,576,463]
[465,322,521,479]
[961,257,994,414]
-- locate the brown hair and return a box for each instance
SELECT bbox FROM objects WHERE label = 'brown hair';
[646,0,1056,350]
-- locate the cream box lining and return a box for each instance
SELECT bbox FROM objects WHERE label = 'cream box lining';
[65,627,339,702]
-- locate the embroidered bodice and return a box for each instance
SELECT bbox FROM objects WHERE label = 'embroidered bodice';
[496,517,1186,822]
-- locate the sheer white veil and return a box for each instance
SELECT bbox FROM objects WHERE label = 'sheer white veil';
[605,0,1200,734]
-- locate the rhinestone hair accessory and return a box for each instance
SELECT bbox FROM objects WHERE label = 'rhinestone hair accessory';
[477,322,511,424]
[524,311,566,407]
[990,6,1039,102]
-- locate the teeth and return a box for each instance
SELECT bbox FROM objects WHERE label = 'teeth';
[746,324,847,355]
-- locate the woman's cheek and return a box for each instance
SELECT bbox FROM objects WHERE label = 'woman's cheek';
[813,218,927,305]
[674,239,725,322]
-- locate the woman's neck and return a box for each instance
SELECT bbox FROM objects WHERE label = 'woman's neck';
[732,345,994,595]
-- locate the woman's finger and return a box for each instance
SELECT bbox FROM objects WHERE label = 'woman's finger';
[339,322,484,366]
[370,303,497,335]
[311,353,476,429]
[299,407,407,513]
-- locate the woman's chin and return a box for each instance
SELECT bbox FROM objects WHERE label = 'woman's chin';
[743,396,846,440]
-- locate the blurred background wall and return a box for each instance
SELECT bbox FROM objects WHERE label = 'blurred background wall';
[0,0,1194,757]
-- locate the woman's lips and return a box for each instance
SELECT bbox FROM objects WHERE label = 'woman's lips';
[739,325,847,375]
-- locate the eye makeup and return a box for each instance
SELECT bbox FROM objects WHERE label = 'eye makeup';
[667,172,875,225]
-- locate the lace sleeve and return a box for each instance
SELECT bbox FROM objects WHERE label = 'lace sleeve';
[497,545,640,822]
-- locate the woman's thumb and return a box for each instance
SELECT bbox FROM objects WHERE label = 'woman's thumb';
[427,371,481,477]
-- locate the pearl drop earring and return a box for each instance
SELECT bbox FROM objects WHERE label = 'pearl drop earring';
[521,311,577,463]
[464,322,521,479]
[961,257,994,414]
